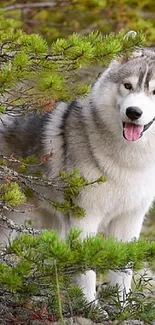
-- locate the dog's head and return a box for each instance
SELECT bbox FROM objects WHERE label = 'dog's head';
[91,47,155,142]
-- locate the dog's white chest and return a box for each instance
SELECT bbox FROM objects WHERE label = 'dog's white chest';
[80,164,155,229]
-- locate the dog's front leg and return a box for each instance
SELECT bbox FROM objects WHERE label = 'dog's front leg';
[105,213,145,301]
[69,214,101,303]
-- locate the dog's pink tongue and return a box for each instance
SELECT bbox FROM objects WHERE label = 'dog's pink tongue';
[124,123,144,141]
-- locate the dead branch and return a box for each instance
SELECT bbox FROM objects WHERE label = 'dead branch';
[3,1,67,11]
[0,213,41,235]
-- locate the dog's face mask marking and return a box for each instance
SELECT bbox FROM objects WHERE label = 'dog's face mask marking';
[91,48,155,142]
[116,54,155,142]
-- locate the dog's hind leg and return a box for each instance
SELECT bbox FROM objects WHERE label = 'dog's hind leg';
[105,212,145,302]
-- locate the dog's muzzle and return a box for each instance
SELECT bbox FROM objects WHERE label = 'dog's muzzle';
[123,118,155,141]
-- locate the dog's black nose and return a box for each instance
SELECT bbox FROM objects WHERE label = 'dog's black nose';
[126,106,143,120]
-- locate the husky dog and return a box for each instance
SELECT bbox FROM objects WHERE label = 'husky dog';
[1,47,155,303]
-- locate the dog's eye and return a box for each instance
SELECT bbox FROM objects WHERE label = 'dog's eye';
[124,83,132,90]
[153,89,155,95]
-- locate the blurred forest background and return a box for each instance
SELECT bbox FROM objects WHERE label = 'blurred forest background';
[2,0,155,43]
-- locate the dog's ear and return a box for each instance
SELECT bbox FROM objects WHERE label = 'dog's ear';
[124,30,137,40]
[107,31,142,69]
[121,31,144,62]
[123,31,144,60]
[108,31,138,67]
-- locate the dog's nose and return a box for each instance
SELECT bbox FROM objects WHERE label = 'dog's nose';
[126,106,143,120]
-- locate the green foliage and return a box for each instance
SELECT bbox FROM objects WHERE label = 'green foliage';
[19,34,48,55]
[6,229,155,282]
[0,159,6,166]
[52,170,106,218]
[19,155,39,164]
[17,155,40,174]
[0,229,155,321]
[97,275,155,323]
[60,170,89,197]
[52,200,86,218]
[0,263,22,292]
[0,182,26,207]
[0,104,7,114]
[0,9,145,110]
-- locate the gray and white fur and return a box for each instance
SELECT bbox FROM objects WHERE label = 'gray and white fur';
[1,48,155,303]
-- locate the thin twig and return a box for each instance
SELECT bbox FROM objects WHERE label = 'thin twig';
[0,213,41,235]
[3,2,58,11]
